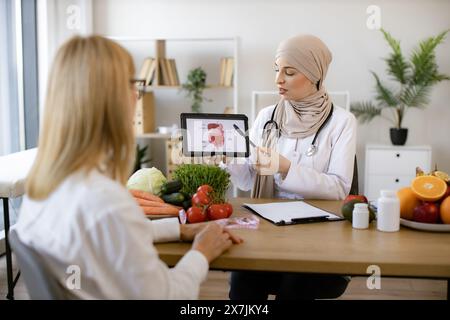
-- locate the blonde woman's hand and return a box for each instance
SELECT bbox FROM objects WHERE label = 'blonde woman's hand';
[180,222,208,242]
[192,222,243,263]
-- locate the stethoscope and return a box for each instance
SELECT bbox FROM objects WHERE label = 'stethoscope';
[262,103,334,157]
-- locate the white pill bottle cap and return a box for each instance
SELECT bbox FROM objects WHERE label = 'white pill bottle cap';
[381,190,396,198]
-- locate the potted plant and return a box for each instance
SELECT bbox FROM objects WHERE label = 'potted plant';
[351,29,449,145]
[181,67,212,113]
[133,144,152,174]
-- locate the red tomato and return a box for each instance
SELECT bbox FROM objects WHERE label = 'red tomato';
[223,203,233,218]
[197,184,213,195]
[187,206,206,223]
[192,191,211,206]
[207,204,229,221]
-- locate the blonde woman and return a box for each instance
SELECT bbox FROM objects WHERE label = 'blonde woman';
[13,35,242,299]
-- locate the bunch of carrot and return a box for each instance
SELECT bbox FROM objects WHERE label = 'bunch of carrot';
[129,189,181,216]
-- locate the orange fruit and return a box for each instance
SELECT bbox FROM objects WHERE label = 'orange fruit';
[411,175,447,201]
[397,187,420,220]
[440,196,450,224]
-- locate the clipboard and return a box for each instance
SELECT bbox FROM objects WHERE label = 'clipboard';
[242,201,344,226]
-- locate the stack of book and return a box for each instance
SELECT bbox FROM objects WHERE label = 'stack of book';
[158,58,180,86]
[219,57,234,87]
[138,58,157,86]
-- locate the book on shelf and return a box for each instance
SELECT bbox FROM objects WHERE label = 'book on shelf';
[219,57,234,87]
[138,58,151,81]
[219,58,227,86]
[146,59,157,86]
[138,57,156,86]
[159,58,170,86]
[225,57,234,86]
[170,59,180,86]
[166,59,175,86]
[167,59,180,86]
[158,58,180,86]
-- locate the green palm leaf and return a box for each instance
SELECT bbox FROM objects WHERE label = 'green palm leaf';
[381,29,410,84]
[410,30,449,86]
[400,85,431,109]
[350,101,382,123]
[371,71,398,107]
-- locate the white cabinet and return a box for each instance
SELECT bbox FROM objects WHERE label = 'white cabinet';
[364,145,432,200]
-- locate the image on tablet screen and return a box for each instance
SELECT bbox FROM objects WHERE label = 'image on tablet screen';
[186,118,247,154]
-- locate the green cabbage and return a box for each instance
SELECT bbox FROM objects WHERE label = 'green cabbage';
[126,167,167,195]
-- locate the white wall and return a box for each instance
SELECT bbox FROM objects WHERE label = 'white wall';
[93,0,450,191]
[37,0,93,124]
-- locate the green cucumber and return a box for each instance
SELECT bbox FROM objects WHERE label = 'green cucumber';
[182,199,192,210]
[160,180,182,195]
[162,192,185,205]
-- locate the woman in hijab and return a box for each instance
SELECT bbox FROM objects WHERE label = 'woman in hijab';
[226,34,356,300]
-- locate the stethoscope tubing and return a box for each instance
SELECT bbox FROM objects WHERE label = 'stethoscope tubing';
[262,103,334,157]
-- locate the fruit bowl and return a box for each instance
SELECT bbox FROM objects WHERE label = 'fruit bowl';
[400,218,450,233]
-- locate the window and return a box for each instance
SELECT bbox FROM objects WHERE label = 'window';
[0,0,21,156]
[0,0,39,252]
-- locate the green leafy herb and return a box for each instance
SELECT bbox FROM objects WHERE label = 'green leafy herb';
[173,164,231,203]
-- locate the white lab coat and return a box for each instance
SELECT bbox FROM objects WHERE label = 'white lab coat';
[227,104,357,200]
[13,169,208,299]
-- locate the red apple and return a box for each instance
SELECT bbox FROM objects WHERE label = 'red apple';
[344,194,368,204]
[436,186,450,205]
[413,202,440,224]
[442,185,450,199]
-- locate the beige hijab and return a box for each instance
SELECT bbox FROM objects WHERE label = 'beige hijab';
[252,34,333,198]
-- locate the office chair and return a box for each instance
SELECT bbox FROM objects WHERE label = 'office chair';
[8,229,69,300]
[349,156,359,195]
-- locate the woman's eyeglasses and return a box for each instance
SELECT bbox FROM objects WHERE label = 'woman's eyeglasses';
[130,79,146,100]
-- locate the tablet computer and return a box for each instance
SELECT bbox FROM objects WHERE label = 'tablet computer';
[180,113,250,157]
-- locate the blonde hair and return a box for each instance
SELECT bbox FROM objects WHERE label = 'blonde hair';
[27,35,136,199]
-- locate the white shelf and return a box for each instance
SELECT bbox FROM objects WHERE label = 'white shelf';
[108,35,239,114]
[136,133,172,139]
[142,85,233,92]
[108,37,237,43]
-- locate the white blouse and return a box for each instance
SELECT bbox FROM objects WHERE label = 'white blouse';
[13,170,208,299]
[227,104,357,200]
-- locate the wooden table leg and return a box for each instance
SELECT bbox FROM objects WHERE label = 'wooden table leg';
[447,279,449,301]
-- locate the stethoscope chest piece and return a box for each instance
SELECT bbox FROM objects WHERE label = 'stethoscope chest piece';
[306,144,317,157]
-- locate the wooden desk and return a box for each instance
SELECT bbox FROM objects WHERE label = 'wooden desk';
[155,198,450,294]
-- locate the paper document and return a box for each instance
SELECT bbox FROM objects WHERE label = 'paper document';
[242,201,342,226]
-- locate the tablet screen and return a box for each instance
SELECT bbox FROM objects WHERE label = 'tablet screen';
[181,113,249,157]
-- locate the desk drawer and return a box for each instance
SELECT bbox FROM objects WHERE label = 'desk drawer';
[367,149,430,175]
[366,174,414,200]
